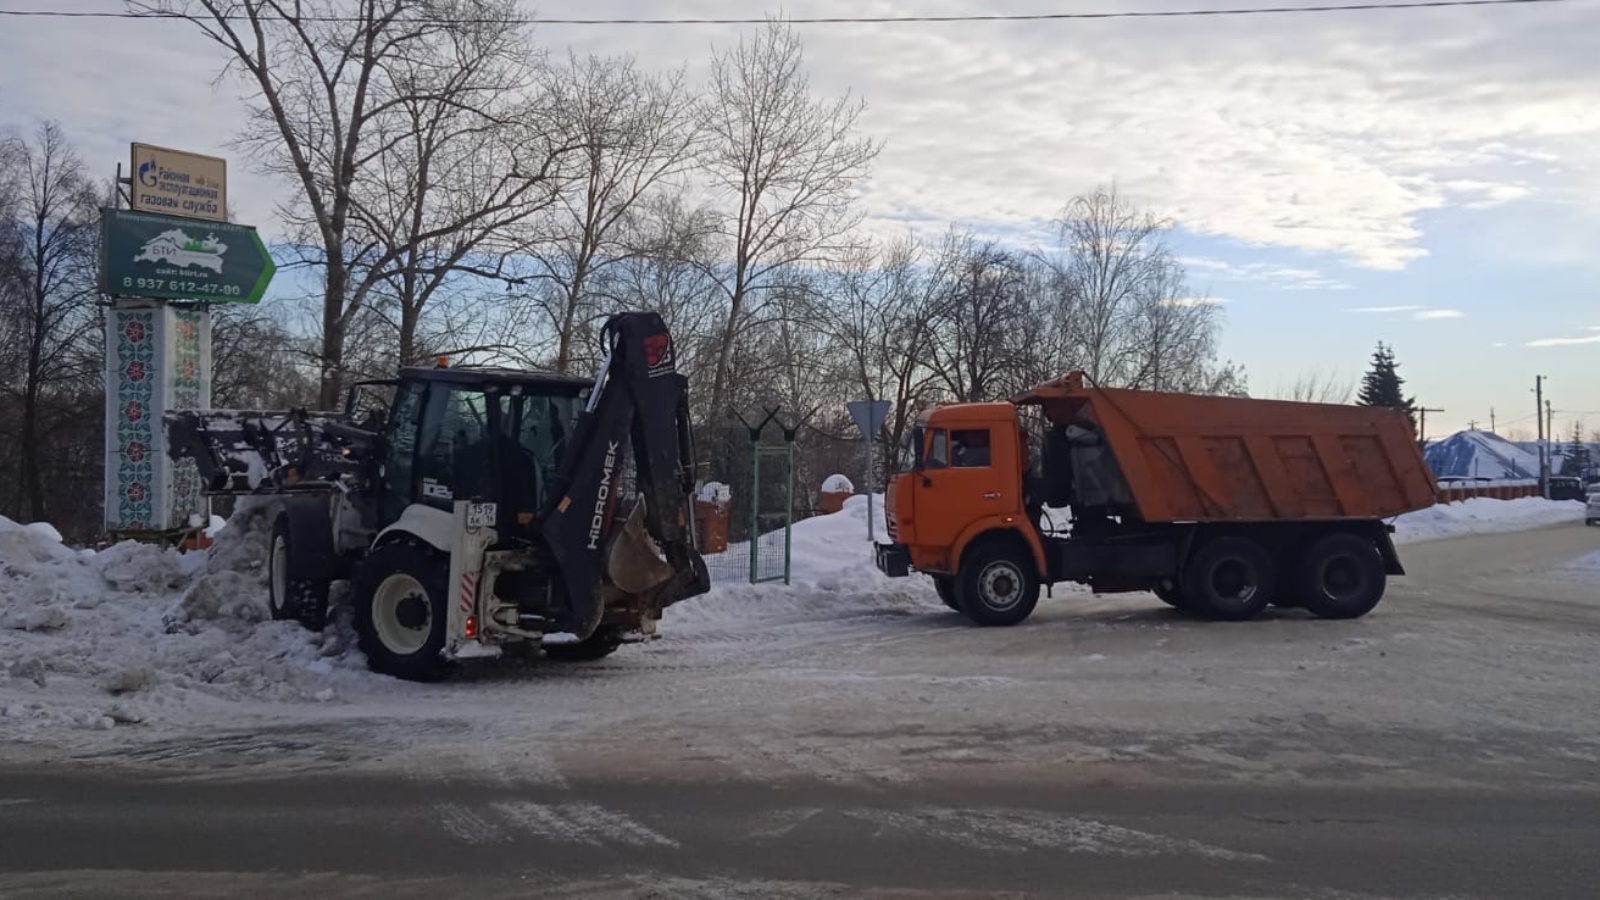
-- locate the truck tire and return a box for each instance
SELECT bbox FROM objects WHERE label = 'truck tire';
[352,540,450,681]
[1182,535,1275,621]
[543,625,624,662]
[933,576,960,610]
[1298,533,1386,620]
[1153,582,1192,611]
[268,512,329,630]
[956,543,1040,627]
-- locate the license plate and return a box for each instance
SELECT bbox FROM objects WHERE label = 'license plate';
[467,503,497,528]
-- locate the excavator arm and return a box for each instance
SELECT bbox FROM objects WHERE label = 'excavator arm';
[538,311,711,638]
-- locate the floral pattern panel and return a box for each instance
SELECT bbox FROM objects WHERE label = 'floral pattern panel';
[168,307,207,528]
[109,310,158,530]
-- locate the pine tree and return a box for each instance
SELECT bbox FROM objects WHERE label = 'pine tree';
[1562,421,1592,476]
[1356,341,1418,433]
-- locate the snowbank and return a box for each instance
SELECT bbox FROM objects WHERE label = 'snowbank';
[0,489,1586,739]
[1392,497,1584,544]
[0,507,372,737]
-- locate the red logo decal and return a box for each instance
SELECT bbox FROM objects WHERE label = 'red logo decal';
[644,333,670,367]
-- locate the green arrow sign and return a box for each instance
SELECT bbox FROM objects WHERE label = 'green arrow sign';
[101,208,276,304]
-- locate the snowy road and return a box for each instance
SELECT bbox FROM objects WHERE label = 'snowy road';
[2,512,1598,897]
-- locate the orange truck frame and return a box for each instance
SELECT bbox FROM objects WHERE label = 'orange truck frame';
[874,373,1439,625]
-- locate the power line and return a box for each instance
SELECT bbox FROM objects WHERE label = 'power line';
[0,0,1579,25]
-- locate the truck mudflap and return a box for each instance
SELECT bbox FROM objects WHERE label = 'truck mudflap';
[875,542,911,578]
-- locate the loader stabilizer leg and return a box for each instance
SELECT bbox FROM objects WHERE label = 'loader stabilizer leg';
[539,312,711,639]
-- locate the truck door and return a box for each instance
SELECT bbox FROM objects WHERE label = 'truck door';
[915,425,1011,565]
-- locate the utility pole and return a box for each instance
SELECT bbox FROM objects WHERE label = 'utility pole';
[1490,407,1496,434]
[1418,406,1445,443]
[1467,419,1479,431]
[1535,375,1547,494]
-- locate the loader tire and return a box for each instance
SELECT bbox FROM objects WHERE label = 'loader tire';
[933,576,960,611]
[1298,533,1386,620]
[353,540,450,682]
[543,625,624,662]
[268,513,329,631]
[1182,535,1275,621]
[956,542,1040,627]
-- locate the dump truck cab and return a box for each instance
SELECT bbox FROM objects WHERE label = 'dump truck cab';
[880,402,1044,581]
[878,372,1436,628]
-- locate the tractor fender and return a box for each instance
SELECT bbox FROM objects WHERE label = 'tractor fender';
[373,503,455,554]
[281,495,339,582]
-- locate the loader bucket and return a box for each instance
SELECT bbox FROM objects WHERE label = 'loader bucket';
[605,501,677,596]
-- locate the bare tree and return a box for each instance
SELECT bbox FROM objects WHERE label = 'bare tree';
[521,52,701,374]
[926,232,1033,403]
[698,18,881,422]
[131,0,561,405]
[1273,369,1355,404]
[0,121,104,523]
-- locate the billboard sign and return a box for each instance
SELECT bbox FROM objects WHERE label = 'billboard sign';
[101,208,276,304]
[129,142,227,222]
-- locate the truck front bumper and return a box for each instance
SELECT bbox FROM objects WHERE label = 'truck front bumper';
[874,542,911,578]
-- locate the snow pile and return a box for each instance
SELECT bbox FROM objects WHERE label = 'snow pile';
[0,505,373,736]
[664,494,940,635]
[1392,497,1584,544]
[821,473,854,494]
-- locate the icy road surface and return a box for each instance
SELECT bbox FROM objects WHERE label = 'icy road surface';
[1,496,1597,897]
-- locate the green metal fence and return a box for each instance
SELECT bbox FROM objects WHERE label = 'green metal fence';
[749,443,794,585]
[694,409,801,587]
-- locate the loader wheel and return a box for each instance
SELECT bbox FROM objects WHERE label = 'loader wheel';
[933,576,960,611]
[1182,535,1275,621]
[1298,533,1386,620]
[956,543,1040,627]
[353,540,450,682]
[543,625,624,662]
[268,513,329,631]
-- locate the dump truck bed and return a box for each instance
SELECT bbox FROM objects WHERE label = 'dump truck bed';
[1018,376,1437,523]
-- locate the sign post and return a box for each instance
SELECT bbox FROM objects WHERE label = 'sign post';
[846,399,892,542]
[102,141,272,540]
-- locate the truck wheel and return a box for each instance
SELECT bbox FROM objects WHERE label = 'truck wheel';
[268,513,329,631]
[543,625,624,662]
[956,543,1040,627]
[1182,536,1275,621]
[933,576,960,610]
[352,540,449,681]
[1153,582,1192,611]
[1298,533,1386,620]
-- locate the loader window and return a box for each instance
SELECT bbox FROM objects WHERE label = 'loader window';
[416,386,493,509]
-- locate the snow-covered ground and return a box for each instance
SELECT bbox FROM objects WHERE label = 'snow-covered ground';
[0,493,1588,762]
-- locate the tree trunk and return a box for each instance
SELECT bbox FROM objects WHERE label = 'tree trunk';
[319,259,349,409]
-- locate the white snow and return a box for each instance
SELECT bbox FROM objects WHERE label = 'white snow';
[0,491,1586,745]
[821,473,854,494]
[1392,496,1585,544]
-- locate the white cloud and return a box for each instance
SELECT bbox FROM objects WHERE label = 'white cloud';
[1178,257,1351,291]
[1,0,1598,269]
[1528,332,1600,347]
[1347,305,1423,313]
[1163,296,1230,307]
[1413,309,1465,320]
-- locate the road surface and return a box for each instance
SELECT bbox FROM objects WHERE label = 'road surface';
[2,522,1597,898]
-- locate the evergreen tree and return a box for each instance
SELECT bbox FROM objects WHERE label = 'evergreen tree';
[1356,341,1418,433]
[1562,421,1592,476]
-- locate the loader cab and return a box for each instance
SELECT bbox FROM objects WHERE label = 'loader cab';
[375,367,592,530]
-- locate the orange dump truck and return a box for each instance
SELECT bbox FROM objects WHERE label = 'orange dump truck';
[874,373,1438,625]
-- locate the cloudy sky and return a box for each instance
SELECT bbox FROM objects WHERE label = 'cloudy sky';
[1,0,1597,439]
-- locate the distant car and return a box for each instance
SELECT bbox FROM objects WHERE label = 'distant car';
[1587,483,1600,527]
